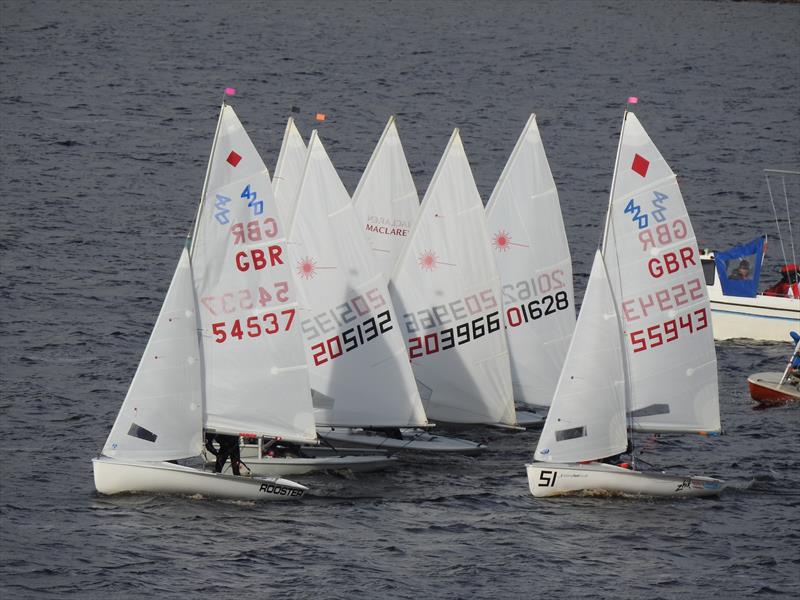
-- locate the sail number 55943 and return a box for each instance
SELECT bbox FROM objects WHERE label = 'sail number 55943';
[629,307,707,353]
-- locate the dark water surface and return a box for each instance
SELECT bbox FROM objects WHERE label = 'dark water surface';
[1,1,799,598]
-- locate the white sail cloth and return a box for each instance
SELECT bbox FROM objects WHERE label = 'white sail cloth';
[272,117,307,229]
[191,105,316,442]
[603,112,720,433]
[102,248,203,460]
[534,251,627,463]
[391,129,516,426]
[486,114,576,408]
[288,131,427,428]
[353,116,420,278]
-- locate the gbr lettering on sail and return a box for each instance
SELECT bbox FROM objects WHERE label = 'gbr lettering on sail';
[618,191,709,353]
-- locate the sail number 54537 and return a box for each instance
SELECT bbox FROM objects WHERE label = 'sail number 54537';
[212,309,295,343]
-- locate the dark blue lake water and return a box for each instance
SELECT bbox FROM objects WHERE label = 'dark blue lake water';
[1,1,799,598]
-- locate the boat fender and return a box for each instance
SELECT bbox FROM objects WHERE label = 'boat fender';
[618,462,632,469]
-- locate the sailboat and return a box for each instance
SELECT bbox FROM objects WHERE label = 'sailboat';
[485,115,576,425]
[390,129,519,429]
[319,117,486,453]
[92,102,314,500]
[527,110,725,498]
[748,334,800,405]
[286,130,482,454]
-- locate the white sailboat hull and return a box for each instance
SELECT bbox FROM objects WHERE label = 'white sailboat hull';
[92,456,307,500]
[527,462,724,498]
[708,292,799,341]
[317,427,486,455]
[515,408,547,428]
[700,253,800,341]
[206,446,398,475]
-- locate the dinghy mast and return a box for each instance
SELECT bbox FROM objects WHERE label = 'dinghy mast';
[189,99,227,257]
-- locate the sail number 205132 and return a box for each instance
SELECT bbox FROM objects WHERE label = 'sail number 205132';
[212,309,295,343]
[310,310,393,366]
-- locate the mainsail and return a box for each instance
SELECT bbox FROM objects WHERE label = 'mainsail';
[485,114,576,408]
[288,131,427,428]
[190,105,317,442]
[353,116,420,277]
[390,129,516,426]
[272,117,307,229]
[602,112,720,433]
[534,251,627,463]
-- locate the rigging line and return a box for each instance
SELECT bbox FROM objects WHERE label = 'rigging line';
[764,171,790,269]
[393,427,429,453]
[189,100,227,258]
[602,111,637,465]
[781,175,797,269]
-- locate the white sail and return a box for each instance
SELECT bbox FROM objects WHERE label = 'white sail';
[534,251,627,463]
[485,114,576,408]
[190,105,317,443]
[390,129,516,426]
[102,248,203,460]
[272,117,307,228]
[602,111,720,433]
[288,131,428,428]
[353,116,420,277]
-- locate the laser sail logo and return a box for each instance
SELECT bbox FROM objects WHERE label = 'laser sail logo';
[297,257,317,279]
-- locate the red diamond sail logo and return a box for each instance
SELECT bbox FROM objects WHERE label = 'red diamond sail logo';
[631,153,649,177]
[226,150,242,167]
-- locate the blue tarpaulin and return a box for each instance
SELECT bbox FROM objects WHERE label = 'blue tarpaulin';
[714,236,766,297]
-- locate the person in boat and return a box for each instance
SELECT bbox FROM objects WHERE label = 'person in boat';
[763,264,799,298]
[212,433,241,476]
[261,437,303,458]
[786,331,800,384]
[728,259,752,280]
[204,432,219,457]
[600,440,633,468]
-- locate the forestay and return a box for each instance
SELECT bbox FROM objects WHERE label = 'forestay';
[288,131,427,428]
[353,116,420,277]
[102,248,203,461]
[534,251,627,463]
[485,114,576,408]
[602,112,720,433]
[390,129,516,426]
[272,117,307,229]
[190,105,316,443]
